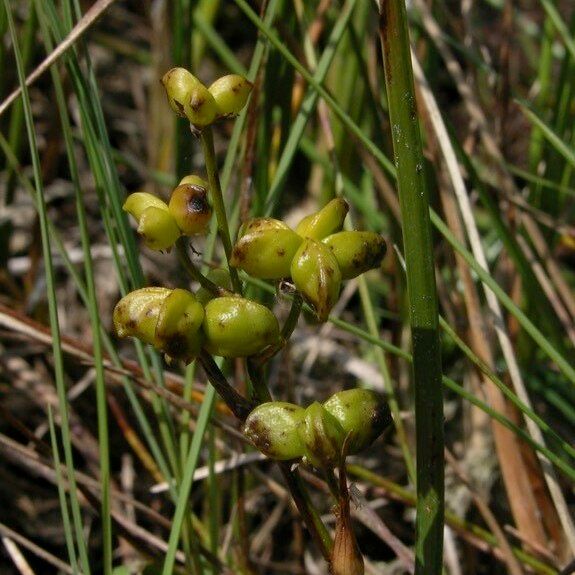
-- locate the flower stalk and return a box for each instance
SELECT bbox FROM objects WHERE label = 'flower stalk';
[200,126,242,293]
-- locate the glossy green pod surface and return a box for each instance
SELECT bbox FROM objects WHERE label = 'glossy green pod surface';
[161,67,197,118]
[155,289,205,362]
[323,389,391,455]
[123,192,168,220]
[202,297,280,357]
[208,74,253,117]
[298,402,346,468]
[137,206,181,251]
[243,402,305,460]
[231,223,303,279]
[295,198,349,240]
[183,82,218,128]
[323,231,386,280]
[291,238,341,321]
[113,287,171,345]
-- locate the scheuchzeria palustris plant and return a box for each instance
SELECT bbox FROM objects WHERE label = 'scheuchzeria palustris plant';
[113,67,391,575]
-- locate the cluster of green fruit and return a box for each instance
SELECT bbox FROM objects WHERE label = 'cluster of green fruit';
[244,389,391,469]
[161,67,253,129]
[230,198,386,320]
[123,175,212,252]
[113,287,280,363]
[114,65,392,479]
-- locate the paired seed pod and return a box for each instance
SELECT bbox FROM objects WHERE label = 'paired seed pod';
[229,198,386,321]
[123,192,180,251]
[230,218,303,279]
[161,67,218,128]
[291,238,342,322]
[168,176,212,236]
[113,287,204,363]
[202,296,280,357]
[243,389,391,468]
[162,68,252,128]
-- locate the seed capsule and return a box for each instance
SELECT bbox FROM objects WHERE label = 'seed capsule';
[113,288,205,363]
[179,175,208,187]
[169,181,212,235]
[202,297,280,357]
[322,231,386,280]
[161,67,196,118]
[298,402,346,468]
[113,287,172,345]
[237,217,290,238]
[291,238,341,321]
[323,389,391,455]
[155,289,205,362]
[243,402,305,460]
[295,198,349,240]
[123,192,169,220]
[231,219,303,279]
[208,74,253,117]
[123,193,180,251]
[184,82,219,128]
[136,206,181,251]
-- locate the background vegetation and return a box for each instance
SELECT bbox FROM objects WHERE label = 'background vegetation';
[0,0,574,573]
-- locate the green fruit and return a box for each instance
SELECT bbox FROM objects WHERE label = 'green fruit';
[291,238,341,321]
[298,402,346,468]
[161,67,197,118]
[243,402,305,460]
[179,174,208,187]
[137,206,181,251]
[322,231,386,280]
[123,192,168,220]
[295,198,349,240]
[123,192,180,251]
[209,74,253,117]
[169,182,212,235]
[323,389,391,455]
[155,289,205,362]
[183,82,219,128]
[231,221,303,279]
[113,287,171,345]
[202,297,280,357]
[237,217,290,239]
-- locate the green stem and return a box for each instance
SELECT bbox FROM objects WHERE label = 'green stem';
[175,237,230,296]
[281,292,304,342]
[200,126,242,293]
[200,350,333,561]
[378,2,444,573]
[279,463,333,561]
[198,351,254,420]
